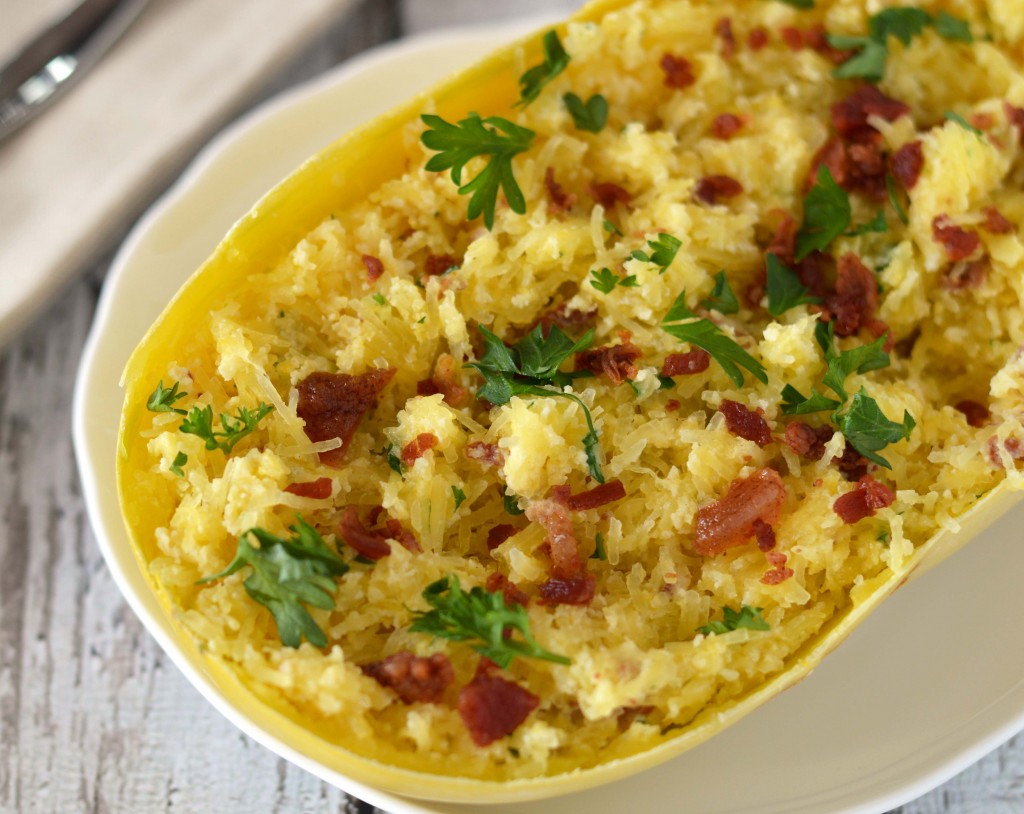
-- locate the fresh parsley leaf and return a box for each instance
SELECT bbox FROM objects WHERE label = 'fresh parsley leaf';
[516,30,570,107]
[147,380,189,414]
[780,384,842,416]
[698,605,770,635]
[944,110,984,138]
[796,166,852,261]
[199,517,347,648]
[169,451,188,477]
[869,7,933,45]
[632,233,682,273]
[661,291,768,388]
[766,253,820,317]
[886,174,909,226]
[372,293,387,306]
[179,402,274,454]
[658,374,676,390]
[822,333,890,401]
[564,92,608,133]
[933,11,973,43]
[603,218,623,236]
[831,36,888,83]
[833,388,915,469]
[700,271,739,315]
[590,267,637,293]
[815,318,836,356]
[504,490,525,516]
[385,445,403,474]
[410,575,571,668]
[421,113,536,229]
[772,0,814,7]
[591,532,606,560]
[452,485,467,509]
[846,209,888,237]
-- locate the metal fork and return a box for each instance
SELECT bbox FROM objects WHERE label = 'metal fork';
[0,0,153,143]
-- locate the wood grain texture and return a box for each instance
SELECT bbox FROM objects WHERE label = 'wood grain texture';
[2,1,1023,813]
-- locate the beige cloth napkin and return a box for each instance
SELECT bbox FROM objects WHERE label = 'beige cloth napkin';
[0,0,358,345]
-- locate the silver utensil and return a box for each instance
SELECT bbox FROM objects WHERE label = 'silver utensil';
[0,0,153,143]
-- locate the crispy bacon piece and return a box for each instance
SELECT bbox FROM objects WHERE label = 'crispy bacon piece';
[693,468,787,556]
[539,574,596,606]
[401,432,439,467]
[719,400,772,447]
[988,436,1024,468]
[665,399,681,412]
[564,479,627,511]
[695,174,744,205]
[1005,102,1024,145]
[753,518,776,552]
[940,258,988,290]
[385,518,422,553]
[715,17,736,60]
[416,353,469,408]
[932,217,981,261]
[424,253,461,277]
[891,141,924,190]
[534,304,599,340]
[832,86,910,143]
[833,444,869,482]
[783,422,833,461]
[284,477,333,499]
[747,27,769,50]
[485,573,529,606]
[296,368,396,466]
[983,207,1014,235]
[711,113,745,140]
[660,53,696,88]
[459,661,539,746]
[526,498,581,578]
[780,26,803,50]
[955,400,990,428]
[825,253,878,337]
[663,349,711,377]
[761,550,793,584]
[575,341,642,384]
[362,254,384,283]
[544,167,577,216]
[486,524,521,551]
[833,475,894,524]
[802,24,855,64]
[590,182,633,210]
[339,506,392,560]
[362,651,453,704]
[765,211,798,267]
[465,441,504,469]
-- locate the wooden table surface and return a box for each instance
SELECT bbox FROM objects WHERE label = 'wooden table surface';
[2,1,1022,811]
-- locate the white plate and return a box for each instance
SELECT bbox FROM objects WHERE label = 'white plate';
[73,20,1024,814]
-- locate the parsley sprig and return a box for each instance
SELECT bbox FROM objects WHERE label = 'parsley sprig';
[796,167,852,261]
[698,605,770,635]
[516,30,570,108]
[631,233,682,273]
[146,379,273,455]
[701,271,739,315]
[468,324,605,482]
[662,291,768,388]
[564,92,608,133]
[766,253,820,317]
[835,388,916,467]
[421,113,535,230]
[944,110,984,138]
[199,517,347,648]
[410,575,571,668]
[590,266,639,294]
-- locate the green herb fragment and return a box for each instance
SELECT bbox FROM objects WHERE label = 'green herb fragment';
[780,384,842,416]
[564,92,608,133]
[452,485,467,509]
[371,293,387,306]
[698,605,770,635]
[169,451,188,477]
[410,575,571,668]
[772,0,814,7]
[700,271,739,315]
[766,253,820,317]
[198,517,347,648]
[516,30,571,108]
[421,113,536,230]
[179,402,274,455]
[469,325,605,482]
[822,332,890,401]
[146,380,189,414]
[658,375,676,390]
[846,209,888,237]
[602,218,623,236]
[944,110,984,138]
[631,233,682,273]
[417,316,427,324]
[662,291,768,388]
[834,388,915,469]
[592,532,607,560]
[386,445,403,474]
[590,267,638,294]
[504,490,525,516]
[885,175,909,225]
[933,11,973,43]
[354,554,376,566]
[796,167,852,261]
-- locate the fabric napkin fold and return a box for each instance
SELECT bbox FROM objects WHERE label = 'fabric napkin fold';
[0,0,358,346]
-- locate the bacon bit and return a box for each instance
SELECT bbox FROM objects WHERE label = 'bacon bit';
[940,258,988,290]
[284,477,333,499]
[719,400,772,447]
[575,341,642,384]
[296,369,396,466]
[665,399,681,412]
[539,574,595,606]
[715,17,737,60]
[339,506,392,560]
[932,216,981,261]
[663,349,711,377]
[765,212,798,267]
[747,27,769,51]
[832,86,910,142]
[660,53,696,88]
[362,254,384,283]
[362,651,453,704]
[711,113,745,140]
[1005,102,1024,145]
[825,253,878,337]
[424,253,461,277]
[753,518,776,552]
[802,24,854,64]
[487,524,521,551]
[983,206,1014,235]
[401,432,439,467]
[971,112,995,131]
[485,572,529,606]
[988,436,1024,468]
[544,167,577,216]
[833,444,869,482]
[955,400,990,428]
[693,468,787,556]
[891,141,924,190]
[761,560,793,585]
[564,479,627,512]
[459,660,539,746]
[385,518,422,553]
[465,441,504,469]
[765,550,787,567]
[783,422,833,461]
[695,175,744,205]
[416,353,469,408]
[526,499,581,578]
[590,182,633,210]
[780,26,803,50]
[833,475,895,524]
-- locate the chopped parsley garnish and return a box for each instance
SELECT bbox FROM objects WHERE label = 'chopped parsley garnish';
[564,92,609,133]
[886,175,910,226]
[631,233,682,273]
[452,485,467,509]
[146,380,273,455]
[662,291,768,388]
[846,209,888,237]
[409,575,571,668]
[603,218,623,236]
[198,517,347,648]
[700,271,739,315]
[766,253,820,317]
[371,293,387,306]
[590,266,639,294]
[469,324,605,482]
[772,0,814,7]
[591,532,607,560]
[421,113,536,230]
[169,451,188,477]
[516,30,571,108]
[385,445,403,474]
[147,380,188,413]
[821,331,890,402]
[781,385,842,415]
[698,605,770,635]
[944,110,985,138]
[503,490,525,516]
[933,11,974,43]
[834,388,916,468]
[796,167,852,261]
